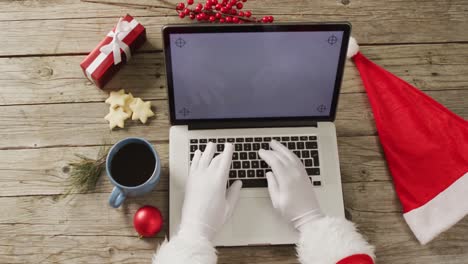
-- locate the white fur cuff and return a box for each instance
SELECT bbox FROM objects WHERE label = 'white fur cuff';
[297,216,375,264]
[152,234,217,264]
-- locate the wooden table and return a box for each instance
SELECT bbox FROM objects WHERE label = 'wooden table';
[1,0,467,263]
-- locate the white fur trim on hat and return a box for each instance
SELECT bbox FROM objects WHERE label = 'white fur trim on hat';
[347,37,360,59]
[296,216,375,264]
[403,171,468,245]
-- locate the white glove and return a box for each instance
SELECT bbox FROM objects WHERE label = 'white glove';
[259,140,323,230]
[179,142,243,240]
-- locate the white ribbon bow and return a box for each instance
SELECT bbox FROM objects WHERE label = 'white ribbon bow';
[100,18,132,65]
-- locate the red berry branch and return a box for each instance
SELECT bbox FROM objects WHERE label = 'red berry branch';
[176,0,274,24]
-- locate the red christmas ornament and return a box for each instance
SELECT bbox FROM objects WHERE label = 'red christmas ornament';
[133,205,163,237]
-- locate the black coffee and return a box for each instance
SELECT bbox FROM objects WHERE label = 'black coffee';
[110,143,156,187]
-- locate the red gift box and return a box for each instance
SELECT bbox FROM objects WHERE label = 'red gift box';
[80,14,146,89]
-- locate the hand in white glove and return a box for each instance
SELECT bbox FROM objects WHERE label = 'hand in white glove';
[259,140,323,230]
[179,142,243,240]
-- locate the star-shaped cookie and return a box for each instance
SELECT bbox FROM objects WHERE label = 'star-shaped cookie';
[121,92,134,115]
[130,98,155,124]
[104,106,130,129]
[105,89,130,109]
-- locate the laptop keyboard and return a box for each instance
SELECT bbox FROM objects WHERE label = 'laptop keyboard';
[189,135,321,188]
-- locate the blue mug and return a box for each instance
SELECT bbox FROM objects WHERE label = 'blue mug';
[106,137,161,208]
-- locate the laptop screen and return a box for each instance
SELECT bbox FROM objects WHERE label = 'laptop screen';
[164,24,350,123]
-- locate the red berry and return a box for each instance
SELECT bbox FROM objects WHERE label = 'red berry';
[196,14,203,21]
[268,16,274,22]
[238,11,244,16]
[190,13,196,19]
[236,2,243,9]
[188,0,194,4]
[230,0,236,5]
[204,3,212,10]
[176,2,185,10]
[261,16,269,23]
[219,18,226,23]
[226,3,233,9]
[226,16,233,23]
[221,7,228,13]
[212,0,219,4]
[209,16,216,22]
[179,12,186,18]
[244,10,251,17]
[242,0,247,2]
[183,8,190,15]
[233,17,240,23]
[231,9,237,15]
[222,0,228,4]
[215,3,222,10]
[215,12,222,19]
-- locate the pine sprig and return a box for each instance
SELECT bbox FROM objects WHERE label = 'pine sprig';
[65,146,109,195]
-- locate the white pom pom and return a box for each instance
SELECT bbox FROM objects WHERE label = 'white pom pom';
[347,37,359,58]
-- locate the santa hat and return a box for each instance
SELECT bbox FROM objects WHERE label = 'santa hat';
[347,37,468,245]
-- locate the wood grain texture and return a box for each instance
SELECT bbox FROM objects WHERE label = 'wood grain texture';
[1,0,468,47]
[0,144,169,197]
[0,136,389,197]
[1,0,468,263]
[1,43,467,106]
[0,235,164,264]
[0,53,167,106]
[0,178,462,237]
[1,188,467,264]
[0,191,169,237]
[0,88,466,149]
[2,225,467,264]
[3,9,468,57]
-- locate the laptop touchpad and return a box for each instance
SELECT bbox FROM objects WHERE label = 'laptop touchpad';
[232,197,297,244]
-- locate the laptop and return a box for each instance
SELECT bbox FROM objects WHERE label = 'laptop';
[163,23,351,246]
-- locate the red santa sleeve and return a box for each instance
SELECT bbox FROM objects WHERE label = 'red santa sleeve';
[296,216,375,264]
[337,254,374,264]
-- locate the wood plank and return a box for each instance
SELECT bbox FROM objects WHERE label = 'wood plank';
[0,13,468,56]
[3,0,468,21]
[0,234,164,264]
[0,16,177,56]
[0,136,390,197]
[2,87,467,149]
[0,100,170,149]
[1,43,467,106]
[0,53,167,106]
[0,234,300,264]
[0,144,169,197]
[0,191,169,237]
[1,0,468,47]
[347,211,468,264]
[1,186,467,263]
[1,218,467,264]
[338,136,391,183]
[0,181,444,235]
